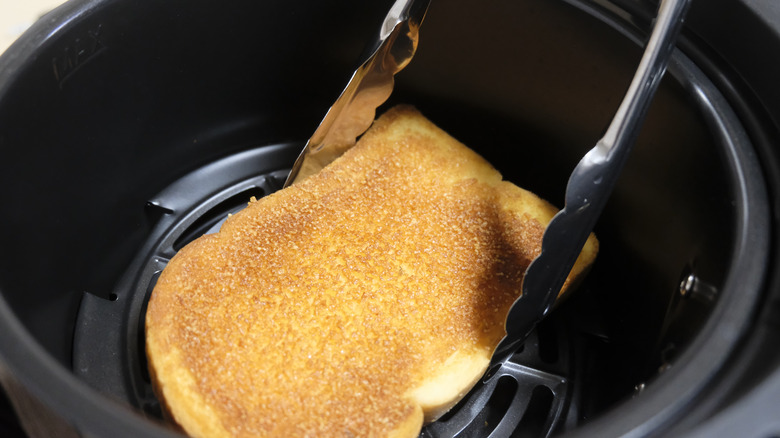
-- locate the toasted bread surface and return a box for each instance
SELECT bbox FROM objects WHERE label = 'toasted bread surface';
[145,105,598,437]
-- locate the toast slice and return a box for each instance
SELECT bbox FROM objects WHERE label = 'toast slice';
[145,105,598,437]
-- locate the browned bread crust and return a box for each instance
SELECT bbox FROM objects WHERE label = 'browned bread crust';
[145,105,598,437]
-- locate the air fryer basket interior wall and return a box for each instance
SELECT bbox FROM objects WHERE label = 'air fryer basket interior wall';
[0,0,773,437]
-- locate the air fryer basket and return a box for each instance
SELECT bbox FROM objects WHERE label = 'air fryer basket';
[0,0,774,437]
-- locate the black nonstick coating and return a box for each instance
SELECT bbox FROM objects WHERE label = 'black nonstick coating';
[0,0,771,437]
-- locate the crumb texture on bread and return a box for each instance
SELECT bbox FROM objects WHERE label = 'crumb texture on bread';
[145,105,598,438]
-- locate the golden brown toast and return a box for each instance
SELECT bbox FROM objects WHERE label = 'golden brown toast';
[145,105,598,438]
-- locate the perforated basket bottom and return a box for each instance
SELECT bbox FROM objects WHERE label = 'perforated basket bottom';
[72,143,575,437]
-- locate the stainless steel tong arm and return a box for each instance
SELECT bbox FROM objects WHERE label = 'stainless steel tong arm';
[284,0,430,187]
[489,0,692,371]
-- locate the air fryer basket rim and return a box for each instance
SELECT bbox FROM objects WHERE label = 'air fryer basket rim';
[564,43,770,438]
[0,0,211,435]
[0,0,771,437]
[554,1,771,435]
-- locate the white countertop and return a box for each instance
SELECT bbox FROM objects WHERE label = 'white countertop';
[0,0,67,54]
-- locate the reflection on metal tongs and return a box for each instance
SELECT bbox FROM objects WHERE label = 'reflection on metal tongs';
[488,0,692,377]
[283,0,431,188]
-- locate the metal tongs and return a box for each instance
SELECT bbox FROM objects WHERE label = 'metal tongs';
[284,0,431,188]
[489,0,692,374]
[284,0,690,380]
